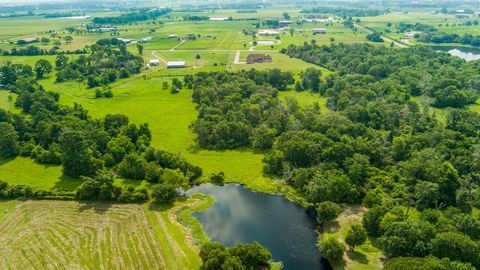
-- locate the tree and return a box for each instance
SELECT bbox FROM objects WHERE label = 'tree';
[0,122,18,158]
[136,44,143,55]
[316,201,341,226]
[196,54,201,66]
[430,232,480,268]
[283,12,290,20]
[385,256,475,270]
[345,224,367,250]
[171,78,183,93]
[319,237,345,263]
[64,36,73,44]
[34,59,53,79]
[117,153,147,180]
[59,131,95,178]
[301,68,322,92]
[151,183,178,203]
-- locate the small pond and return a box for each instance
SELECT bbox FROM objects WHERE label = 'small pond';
[187,183,329,270]
[434,46,480,62]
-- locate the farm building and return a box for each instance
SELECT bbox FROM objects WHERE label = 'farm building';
[258,29,280,36]
[246,54,273,64]
[149,59,160,66]
[117,38,133,44]
[279,20,291,27]
[168,34,178,39]
[313,28,327,35]
[167,61,186,68]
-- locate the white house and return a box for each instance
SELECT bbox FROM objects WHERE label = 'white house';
[167,61,186,68]
[210,17,229,21]
[149,59,160,66]
[313,28,327,35]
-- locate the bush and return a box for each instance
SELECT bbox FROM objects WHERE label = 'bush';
[151,183,178,203]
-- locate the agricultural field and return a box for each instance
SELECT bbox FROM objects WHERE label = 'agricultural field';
[0,199,203,270]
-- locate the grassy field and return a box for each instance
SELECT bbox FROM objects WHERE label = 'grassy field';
[321,206,384,270]
[0,199,203,270]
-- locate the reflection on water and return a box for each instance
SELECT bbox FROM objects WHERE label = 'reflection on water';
[187,183,326,270]
[434,46,480,62]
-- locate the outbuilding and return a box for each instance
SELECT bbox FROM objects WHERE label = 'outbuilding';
[167,61,186,68]
[246,54,273,64]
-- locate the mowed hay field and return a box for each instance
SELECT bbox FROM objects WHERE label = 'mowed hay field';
[0,200,202,270]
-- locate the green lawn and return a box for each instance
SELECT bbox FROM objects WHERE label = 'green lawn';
[0,157,80,191]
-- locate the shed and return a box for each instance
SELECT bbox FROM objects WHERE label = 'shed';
[313,28,327,35]
[246,54,273,64]
[167,61,186,68]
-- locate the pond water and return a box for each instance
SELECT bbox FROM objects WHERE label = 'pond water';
[187,183,329,270]
[434,46,480,62]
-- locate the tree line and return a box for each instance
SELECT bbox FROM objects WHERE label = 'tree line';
[92,8,171,24]
[415,32,480,47]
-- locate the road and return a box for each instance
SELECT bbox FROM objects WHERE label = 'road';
[354,24,409,48]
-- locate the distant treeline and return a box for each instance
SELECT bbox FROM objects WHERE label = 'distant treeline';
[237,9,258,13]
[416,32,480,47]
[44,12,84,18]
[1,46,86,56]
[183,15,210,21]
[301,7,389,17]
[92,8,171,24]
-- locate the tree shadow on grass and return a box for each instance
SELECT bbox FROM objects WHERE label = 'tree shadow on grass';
[53,174,82,192]
[75,201,114,214]
[323,220,340,233]
[347,249,369,265]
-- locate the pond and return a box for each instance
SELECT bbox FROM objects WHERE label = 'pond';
[187,183,329,270]
[434,46,480,62]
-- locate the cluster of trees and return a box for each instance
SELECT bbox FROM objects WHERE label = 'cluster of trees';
[189,69,314,149]
[55,38,143,86]
[366,32,384,42]
[395,22,437,33]
[282,43,480,108]
[92,8,171,24]
[415,32,480,47]
[1,46,86,56]
[186,43,480,266]
[0,60,201,202]
[301,7,389,17]
[199,242,272,270]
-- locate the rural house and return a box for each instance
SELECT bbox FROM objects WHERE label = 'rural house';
[246,54,273,64]
[313,28,327,35]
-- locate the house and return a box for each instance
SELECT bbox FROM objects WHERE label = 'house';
[258,29,280,36]
[475,11,480,17]
[243,29,256,35]
[167,34,178,39]
[167,61,186,68]
[16,37,39,44]
[456,10,466,14]
[313,28,327,35]
[149,59,160,66]
[186,34,197,40]
[279,20,291,28]
[246,54,273,64]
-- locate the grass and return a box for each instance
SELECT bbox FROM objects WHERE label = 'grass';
[0,200,16,221]
[321,206,384,270]
[0,199,201,270]
[0,157,80,191]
